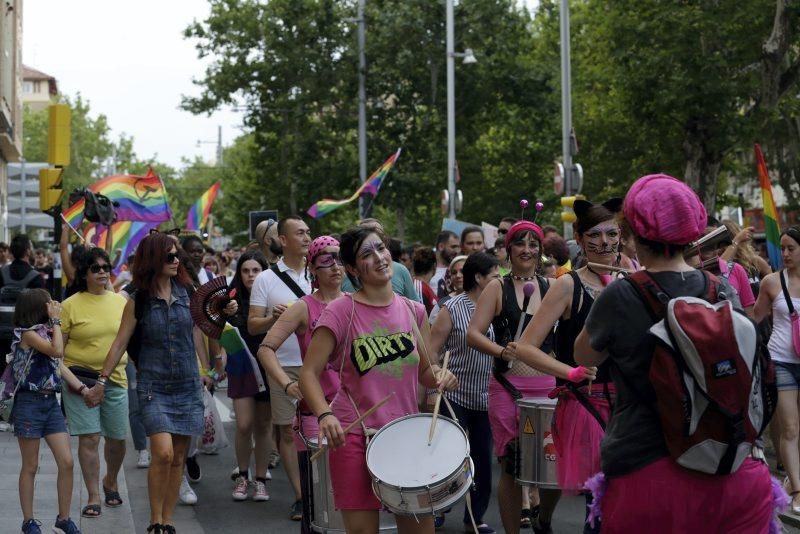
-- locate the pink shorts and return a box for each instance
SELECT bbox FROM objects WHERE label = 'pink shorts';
[329,432,382,510]
[488,374,555,458]
[293,414,319,452]
[552,386,612,494]
[601,457,774,533]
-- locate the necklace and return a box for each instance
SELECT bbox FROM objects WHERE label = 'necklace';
[511,274,536,281]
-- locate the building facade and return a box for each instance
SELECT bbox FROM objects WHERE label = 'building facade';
[0,0,23,243]
[21,64,57,112]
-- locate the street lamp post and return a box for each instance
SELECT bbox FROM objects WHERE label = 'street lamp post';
[196,125,224,167]
[445,0,476,220]
[357,0,369,219]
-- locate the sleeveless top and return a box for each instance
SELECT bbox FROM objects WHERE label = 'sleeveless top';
[491,275,555,374]
[554,271,612,386]
[768,291,800,364]
[297,294,340,407]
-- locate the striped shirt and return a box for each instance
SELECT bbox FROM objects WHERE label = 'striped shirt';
[441,292,494,411]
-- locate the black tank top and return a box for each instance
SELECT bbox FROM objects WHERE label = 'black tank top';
[554,271,612,386]
[492,275,555,373]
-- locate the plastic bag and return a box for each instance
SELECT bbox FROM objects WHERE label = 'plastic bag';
[199,388,229,454]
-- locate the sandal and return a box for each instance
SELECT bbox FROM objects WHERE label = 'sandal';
[147,523,163,533]
[790,491,800,515]
[103,485,123,507]
[81,504,101,518]
[520,508,532,529]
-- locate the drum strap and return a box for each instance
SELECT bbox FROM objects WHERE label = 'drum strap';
[565,383,607,430]
[493,368,523,400]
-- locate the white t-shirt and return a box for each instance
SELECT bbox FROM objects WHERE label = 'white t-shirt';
[429,266,447,292]
[249,259,312,367]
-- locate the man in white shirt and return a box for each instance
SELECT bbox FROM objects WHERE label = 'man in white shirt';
[248,215,311,521]
[430,230,460,293]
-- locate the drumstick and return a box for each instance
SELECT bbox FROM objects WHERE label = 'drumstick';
[310,392,395,462]
[428,351,451,446]
[587,262,632,274]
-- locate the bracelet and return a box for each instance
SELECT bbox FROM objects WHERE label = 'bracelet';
[96,378,107,387]
[283,380,296,394]
[49,318,62,327]
[731,241,739,247]
[317,411,334,423]
[78,384,87,394]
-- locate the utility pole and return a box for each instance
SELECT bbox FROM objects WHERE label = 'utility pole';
[356,0,370,219]
[446,0,457,220]
[560,0,573,239]
[217,125,223,167]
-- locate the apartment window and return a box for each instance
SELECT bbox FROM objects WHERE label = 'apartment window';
[22,81,33,93]
[33,80,41,93]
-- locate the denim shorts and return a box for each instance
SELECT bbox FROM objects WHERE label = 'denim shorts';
[774,361,800,391]
[12,390,68,439]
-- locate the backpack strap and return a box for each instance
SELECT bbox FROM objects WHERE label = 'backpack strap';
[270,264,307,299]
[626,271,671,321]
[19,269,40,288]
[0,266,9,286]
[781,269,796,316]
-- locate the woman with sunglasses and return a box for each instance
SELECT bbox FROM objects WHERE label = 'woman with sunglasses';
[60,248,129,519]
[467,220,559,534]
[258,236,344,531]
[86,233,235,534]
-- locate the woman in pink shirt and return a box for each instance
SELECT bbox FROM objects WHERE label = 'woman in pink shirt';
[299,226,457,534]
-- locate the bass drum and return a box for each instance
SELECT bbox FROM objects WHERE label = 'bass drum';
[307,438,396,533]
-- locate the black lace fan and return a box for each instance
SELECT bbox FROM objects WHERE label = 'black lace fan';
[190,277,237,339]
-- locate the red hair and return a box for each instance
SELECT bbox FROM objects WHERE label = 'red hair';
[132,233,192,297]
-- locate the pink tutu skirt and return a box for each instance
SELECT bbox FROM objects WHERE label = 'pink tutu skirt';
[552,384,613,494]
[488,374,555,458]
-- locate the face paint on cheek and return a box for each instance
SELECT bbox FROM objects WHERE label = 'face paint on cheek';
[357,240,385,265]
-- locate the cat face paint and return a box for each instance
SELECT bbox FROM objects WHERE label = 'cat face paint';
[580,221,620,263]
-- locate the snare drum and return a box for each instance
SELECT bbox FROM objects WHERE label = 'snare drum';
[516,397,558,487]
[366,413,473,515]
[307,438,396,533]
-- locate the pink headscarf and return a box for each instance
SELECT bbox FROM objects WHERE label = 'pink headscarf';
[505,220,545,249]
[623,174,706,245]
[307,235,340,266]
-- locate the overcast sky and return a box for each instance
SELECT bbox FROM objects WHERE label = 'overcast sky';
[23,0,539,171]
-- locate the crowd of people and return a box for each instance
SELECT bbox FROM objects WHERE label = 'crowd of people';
[1,172,798,534]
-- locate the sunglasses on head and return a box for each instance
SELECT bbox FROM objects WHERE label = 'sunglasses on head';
[165,253,180,264]
[314,252,342,269]
[89,263,112,274]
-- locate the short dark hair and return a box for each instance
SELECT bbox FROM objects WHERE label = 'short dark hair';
[0,242,8,251]
[573,204,617,236]
[782,226,800,246]
[542,225,559,236]
[436,231,458,249]
[635,234,687,258]
[460,226,483,244]
[543,235,570,265]
[180,235,204,251]
[277,215,305,237]
[14,288,51,328]
[412,247,436,276]
[462,252,499,292]
[500,217,517,226]
[74,247,112,293]
[10,234,31,260]
[230,249,269,302]
[388,238,402,262]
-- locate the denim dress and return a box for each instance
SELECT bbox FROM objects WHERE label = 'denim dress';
[135,281,203,436]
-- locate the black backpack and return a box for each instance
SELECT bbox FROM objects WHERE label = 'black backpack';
[0,267,41,341]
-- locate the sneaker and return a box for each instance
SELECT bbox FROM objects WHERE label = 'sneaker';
[265,468,272,481]
[186,454,201,483]
[53,516,81,534]
[20,519,42,534]
[289,499,303,521]
[137,449,151,469]
[252,480,270,502]
[231,466,247,481]
[232,476,249,501]
[434,514,445,530]
[0,421,11,432]
[179,476,198,505]
[268,449,280,468]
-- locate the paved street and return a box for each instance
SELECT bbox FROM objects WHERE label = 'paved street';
[3,390,800,533]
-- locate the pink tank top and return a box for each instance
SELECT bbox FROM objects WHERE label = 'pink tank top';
[298,294,340,406]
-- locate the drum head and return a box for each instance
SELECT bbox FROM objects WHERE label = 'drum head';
[367,414,468,488]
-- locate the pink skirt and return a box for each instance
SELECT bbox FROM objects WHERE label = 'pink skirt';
[488,374,555,458]
[552,385,612,494]
[293,414,318,452]
[599,457,776,533]
[329,432,382,510]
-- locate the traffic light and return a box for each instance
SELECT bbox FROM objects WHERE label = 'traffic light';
[560,195,585,223]
[39,167,64,212]
[48,104,71,167]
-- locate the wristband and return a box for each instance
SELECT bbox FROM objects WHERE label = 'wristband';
[283,380,296,394]
[317,411,334,423]
[78,384,87,394]
[96,377,107,387]
[49,318,62,327]
[567,366,587,383]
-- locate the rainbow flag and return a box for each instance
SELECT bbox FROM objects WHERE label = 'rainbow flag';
[62,167,172,227]
[307,148,401,219]
[755,144,783,270]
[84,220,159,275]
[186,181,221,231]
[219,324,266,392]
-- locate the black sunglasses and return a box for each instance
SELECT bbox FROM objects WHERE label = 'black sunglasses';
[89,263,113,274]
[165,253,180,264]
[497,228,508,235]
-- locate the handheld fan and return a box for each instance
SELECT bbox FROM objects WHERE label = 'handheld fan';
[190,277,237,339]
